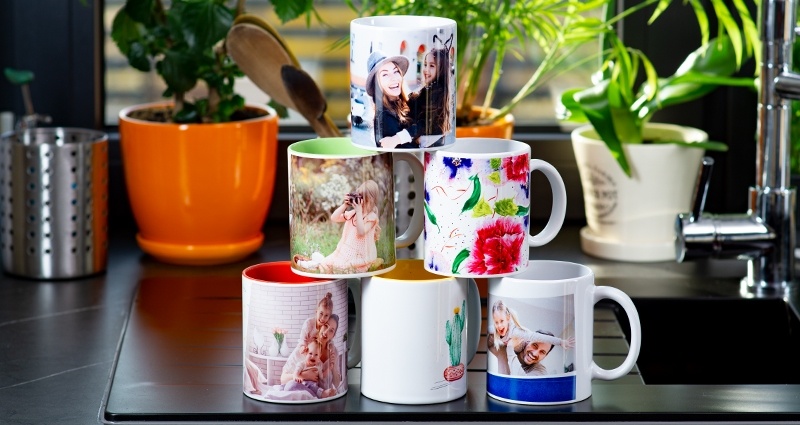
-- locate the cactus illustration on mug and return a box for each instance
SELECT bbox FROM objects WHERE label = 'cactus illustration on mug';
[444,299,467,382]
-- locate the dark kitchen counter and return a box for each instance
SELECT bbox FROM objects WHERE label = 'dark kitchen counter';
[3,223,800,424]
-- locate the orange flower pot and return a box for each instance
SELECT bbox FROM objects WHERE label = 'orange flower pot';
[118,103,279,265]
[455,107,515,139]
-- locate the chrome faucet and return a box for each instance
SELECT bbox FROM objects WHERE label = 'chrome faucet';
[675,0,800,293]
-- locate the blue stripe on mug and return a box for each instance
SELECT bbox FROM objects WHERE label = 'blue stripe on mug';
[487,373,576,403]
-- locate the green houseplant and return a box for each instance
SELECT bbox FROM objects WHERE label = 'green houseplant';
[109,0,312,265]
[287,0,756,132]
[558,0,758,262]
[287,0,613,130]
[110,0,310,123]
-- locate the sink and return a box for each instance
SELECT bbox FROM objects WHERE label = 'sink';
[612,297,800,385]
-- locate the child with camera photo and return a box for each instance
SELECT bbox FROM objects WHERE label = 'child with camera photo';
[296,180,382,274]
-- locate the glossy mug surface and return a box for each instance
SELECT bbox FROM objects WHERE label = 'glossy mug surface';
[487,260,641,405]
[350,15,457,151]
[288,138,424,278]
[423,138,567,278]
[242,262,360,404]
[359,259,481,404]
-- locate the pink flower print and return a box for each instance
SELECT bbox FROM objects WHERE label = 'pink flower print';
[467,217,525,275]
[503,154,529,183]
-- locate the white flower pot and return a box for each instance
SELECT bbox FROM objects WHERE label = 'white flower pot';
[571,123,707,262]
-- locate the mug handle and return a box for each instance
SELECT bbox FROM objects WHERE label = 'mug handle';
[528,159,567,247]
[591,286,642,380]
[393,152,425,248]
[346,278,362,368]
[465,277,481,366]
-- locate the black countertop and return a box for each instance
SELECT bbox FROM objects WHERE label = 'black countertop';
[3,223,800,424]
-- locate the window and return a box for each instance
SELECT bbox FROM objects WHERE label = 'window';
[103,0,597,128]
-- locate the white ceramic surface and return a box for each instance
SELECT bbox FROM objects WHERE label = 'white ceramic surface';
[487,260,641,405]
[571,124,706,261]
[359,259,481,404]
[350,15,457,151]
[423,138,567,278]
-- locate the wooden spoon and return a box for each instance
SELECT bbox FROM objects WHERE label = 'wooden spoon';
[281,65,341,137]
[226,15,341,137]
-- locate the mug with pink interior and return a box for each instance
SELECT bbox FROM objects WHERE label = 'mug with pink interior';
[242,261,360,404]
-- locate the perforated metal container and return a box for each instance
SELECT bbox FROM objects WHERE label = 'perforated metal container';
[0,128,108,279]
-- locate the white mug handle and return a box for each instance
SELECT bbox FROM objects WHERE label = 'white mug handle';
[393,152,425,248]
[346,278,361,368]
[528,159,567,247]
[591,286,641,380]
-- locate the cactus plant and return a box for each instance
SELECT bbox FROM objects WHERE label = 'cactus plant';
[445,300,466,367]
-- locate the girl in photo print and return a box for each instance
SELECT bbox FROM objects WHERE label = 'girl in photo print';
[295,293,334,353]
[279,340,337,399]
[487,299,575,376]
[366,51,419,149]
[296,180,382,274]
[407,42,453,148]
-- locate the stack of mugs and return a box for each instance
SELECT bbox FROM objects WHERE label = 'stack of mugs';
[242,16,641,407]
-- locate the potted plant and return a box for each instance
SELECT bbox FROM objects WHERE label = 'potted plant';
[287,0,613,138]
[110,0,304,265]
[559,0,758,261]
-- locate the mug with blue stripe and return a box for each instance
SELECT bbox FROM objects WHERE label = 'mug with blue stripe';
[486,260,641,404]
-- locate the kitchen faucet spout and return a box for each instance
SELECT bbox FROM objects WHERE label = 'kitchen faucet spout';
[675,0,798,294]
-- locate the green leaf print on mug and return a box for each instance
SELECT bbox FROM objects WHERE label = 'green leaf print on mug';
[452,248,470,274]
[424,201,440,232]
[461,175,481,213]
[488,171,501,185]
[472,198,493,217]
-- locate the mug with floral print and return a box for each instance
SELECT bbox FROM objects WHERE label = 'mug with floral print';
[423,138,567,278]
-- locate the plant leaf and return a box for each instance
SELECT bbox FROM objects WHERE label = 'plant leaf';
[4,68,34,85]
[157,50,197,94]
[452,249,470,274]
[125,0,156,25]
[574,80,633,176]
[172,0,233,52]
[652,139,729,151]
[272,0,316,23]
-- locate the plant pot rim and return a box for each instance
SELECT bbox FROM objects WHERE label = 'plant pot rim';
[571,122,709,149]
[457,106,514,128]
[118,101,276,126]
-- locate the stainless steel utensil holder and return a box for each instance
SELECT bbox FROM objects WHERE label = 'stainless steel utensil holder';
[0,128,108,279]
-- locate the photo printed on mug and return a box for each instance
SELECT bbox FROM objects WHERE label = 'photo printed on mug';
[350,16,457,151]
[243,264,349,403]
[289,152,396,276]
[486,294,577,402]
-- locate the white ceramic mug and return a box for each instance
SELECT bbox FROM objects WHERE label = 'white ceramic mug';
[486,260,641,405]
[423,138,567,278]
[288,137,424,278]
[359,259,481,404]
[350,15,457,151]
[242,261,361,404]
